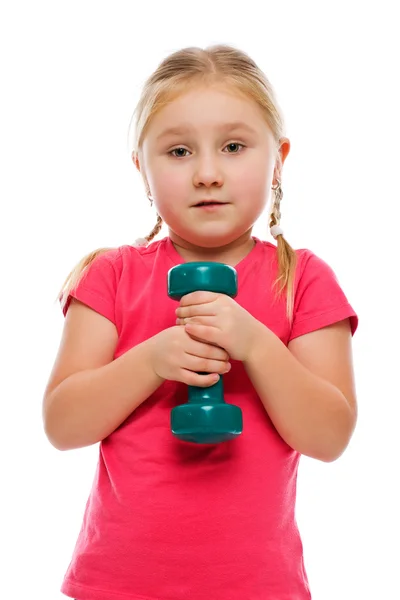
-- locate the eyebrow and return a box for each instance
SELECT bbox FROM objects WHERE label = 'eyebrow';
[156,122,258,141]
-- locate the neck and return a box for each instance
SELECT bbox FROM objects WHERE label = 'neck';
[169,230,255,267]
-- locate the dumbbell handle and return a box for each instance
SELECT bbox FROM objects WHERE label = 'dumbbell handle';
[168,261,237,404]
[188,373,224,404]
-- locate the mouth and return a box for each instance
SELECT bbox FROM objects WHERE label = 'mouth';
[193,200,228,207]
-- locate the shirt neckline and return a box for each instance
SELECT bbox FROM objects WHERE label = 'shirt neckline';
[164,235,264,274]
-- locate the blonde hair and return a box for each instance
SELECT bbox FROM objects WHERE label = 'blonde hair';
[58,44,297,321]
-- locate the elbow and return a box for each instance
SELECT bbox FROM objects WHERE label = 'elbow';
[43,394,99,451]
[42,407,62,451]
[313,406,358,463]
[43,417,100,451]
[43,425,97,451]
[42,411,87,452]
[42,392,67,451]
[317,447,346,464]
[43,418,70,451]
[43,429,67,452]
[305,440,350,463]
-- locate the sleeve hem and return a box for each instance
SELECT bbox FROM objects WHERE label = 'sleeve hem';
[289,303,358,342]
[62,287,116,324]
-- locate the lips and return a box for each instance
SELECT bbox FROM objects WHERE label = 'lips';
[194,200,227,207]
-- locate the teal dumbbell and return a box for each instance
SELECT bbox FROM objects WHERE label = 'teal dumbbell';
[167,262,243,444]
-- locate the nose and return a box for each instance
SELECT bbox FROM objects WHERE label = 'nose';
[192,154,224,189]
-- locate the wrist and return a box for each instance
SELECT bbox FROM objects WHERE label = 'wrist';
[143,336,166,386]
[244,320,271,365]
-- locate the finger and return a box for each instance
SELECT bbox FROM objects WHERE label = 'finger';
[187,333,220,347]
[183,353,230,375]
[182,326,225,352]
[176,303,216,319]
[186,337,230,361]
[176,316,216,327]
[184,323,222,347]
[179,291,219,307]
[179,370,222,388]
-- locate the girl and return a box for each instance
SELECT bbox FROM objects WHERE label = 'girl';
[43,44,358,600]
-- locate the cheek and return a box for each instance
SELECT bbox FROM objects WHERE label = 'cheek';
[149,168,188,223]
[231,151,272,185]
[150,165,188,199]
[231,167,270,206]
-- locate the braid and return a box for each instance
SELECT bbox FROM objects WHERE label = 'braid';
[269,183,297,323]
[269,182,282,229]
[145,213,163,242]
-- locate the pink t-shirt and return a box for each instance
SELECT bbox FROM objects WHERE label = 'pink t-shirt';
[60,236,358,600]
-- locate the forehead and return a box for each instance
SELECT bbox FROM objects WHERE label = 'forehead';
[146,84,268,138]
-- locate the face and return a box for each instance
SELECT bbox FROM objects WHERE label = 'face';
[137,83,289,251]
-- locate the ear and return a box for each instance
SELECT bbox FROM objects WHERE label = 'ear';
[132,151,140,172]
[132,152,151,196]
[273,137,290,182]
[278,137,290,167]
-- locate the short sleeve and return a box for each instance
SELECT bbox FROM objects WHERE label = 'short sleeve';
[60,248,122,324]
[288,250,358,342]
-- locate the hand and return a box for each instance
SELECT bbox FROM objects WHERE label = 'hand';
[175,291,261,362]
[148,326,231,387]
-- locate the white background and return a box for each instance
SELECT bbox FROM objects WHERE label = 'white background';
[1,1,399,598]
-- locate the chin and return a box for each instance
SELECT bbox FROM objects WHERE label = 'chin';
[185,230,247,249]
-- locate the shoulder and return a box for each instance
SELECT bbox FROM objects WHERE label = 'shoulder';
[292,247,343,287]
[289,245,346,302]
[118,237,167,262]
[289,247,358,337]
[256,239,326,276]
[94,238,168,275]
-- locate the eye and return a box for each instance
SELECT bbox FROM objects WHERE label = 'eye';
[168,143,245,158]
[224,143,244,153]
[169,147,190,158]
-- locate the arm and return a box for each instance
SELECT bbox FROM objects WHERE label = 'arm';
[243,318,357,462]
[43,300,163,451]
